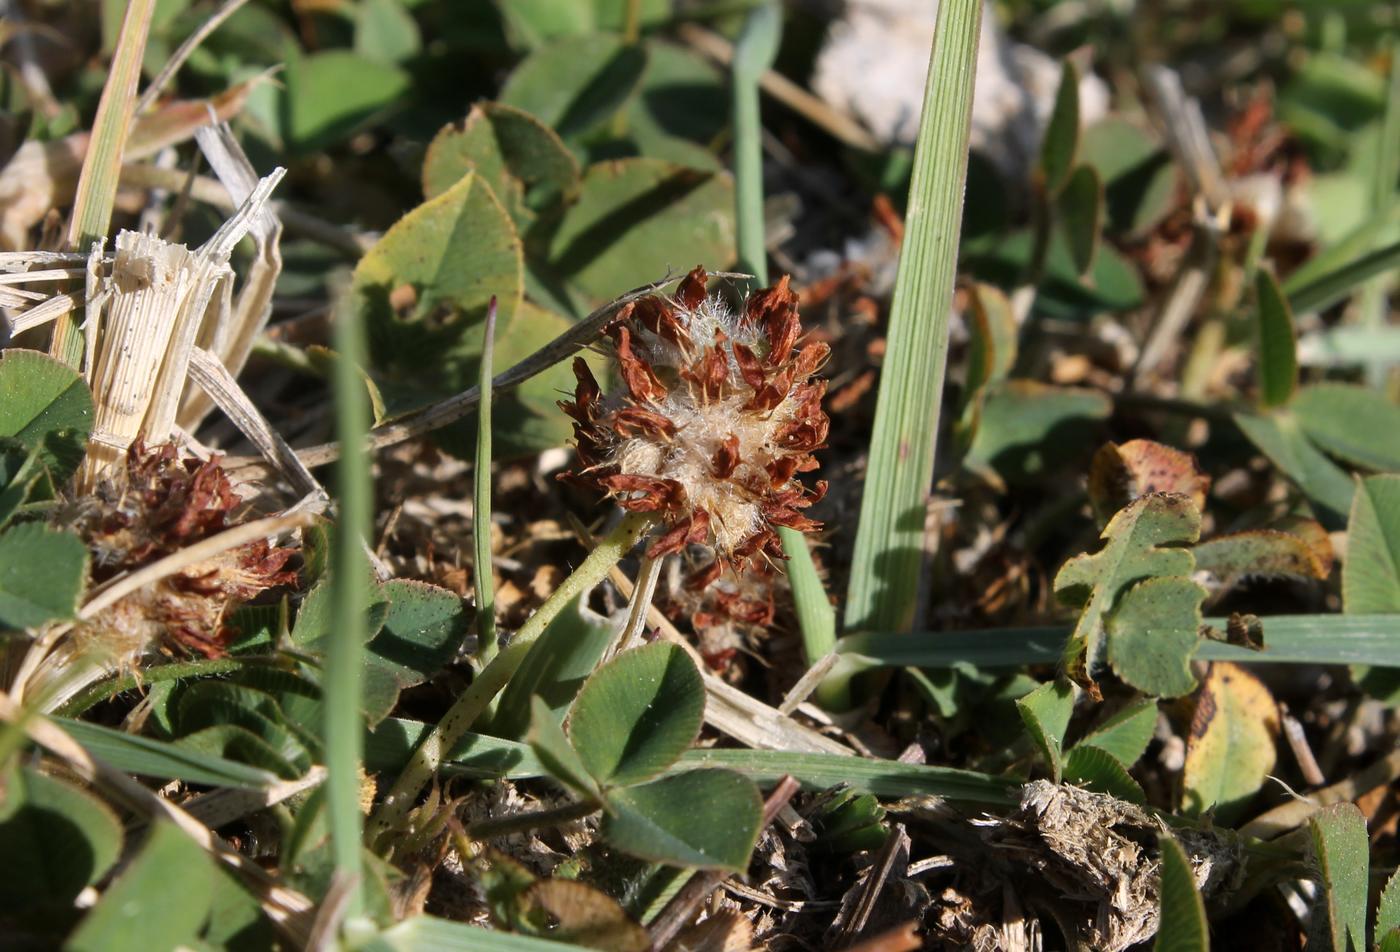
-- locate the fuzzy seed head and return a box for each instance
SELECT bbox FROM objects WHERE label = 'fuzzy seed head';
[562,267,829,575]
[63,442,297,662]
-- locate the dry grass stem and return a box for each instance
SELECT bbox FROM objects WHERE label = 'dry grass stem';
[78,511,311,622]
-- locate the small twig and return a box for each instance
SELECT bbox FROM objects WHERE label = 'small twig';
[778,651,840,715]
[304,869,359,952]
[466,801,597,840]
[134,0,254,115]
[677,23,880,151]
[835,823,911,946]
[188,347,324,500]
[646,775,800,950]
[1141,64,1230,215]
[1278,703,1324,788]
[79,512,312,620]
[473,299,498,665]
[1132,208,1223,383]
[1240,746,1400,840]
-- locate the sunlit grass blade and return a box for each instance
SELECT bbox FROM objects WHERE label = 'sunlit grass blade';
[836,0,985,700]
[1285,239,1400,316]
[474,298,498,665]
[835,614,1400,669]
[730,1,836,673]
[325,294,372,920]
[50,0,156,367]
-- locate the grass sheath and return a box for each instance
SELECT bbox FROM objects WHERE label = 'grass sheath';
[731,1,838,680]
[367,512,653,848]
[325,297,373,921]
[833,0,985,706]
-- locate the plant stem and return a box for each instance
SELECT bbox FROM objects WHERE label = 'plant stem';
[367,512,652,848]
[55,656,277,718]
[473,299,498,666]
[731,2,838,679]
[325,297,372,920]
[466,800,597,840]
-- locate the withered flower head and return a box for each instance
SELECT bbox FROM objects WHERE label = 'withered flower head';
[561,267,829,574]
[66,442,297,661]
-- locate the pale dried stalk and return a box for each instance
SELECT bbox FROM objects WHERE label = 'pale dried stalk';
[187,347,323,499]
[1142,65,1229,215]
[178,123,283,430]
[79,229,196,483]
[77,167,284,486]
[275,272,751,471]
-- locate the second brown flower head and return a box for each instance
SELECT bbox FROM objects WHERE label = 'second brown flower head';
[561,267,829,587]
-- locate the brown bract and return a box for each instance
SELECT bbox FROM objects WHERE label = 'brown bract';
[68,442,298,660]
[561,266,829,582]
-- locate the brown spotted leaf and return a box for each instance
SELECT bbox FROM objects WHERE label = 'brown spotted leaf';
[1192,523,1332,595]
[1088,440,1210,529]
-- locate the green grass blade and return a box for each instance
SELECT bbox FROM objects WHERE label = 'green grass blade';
[730,2,836,673]
[1286,240,1400,316]
[55,656,261,719]
[51,0,156,367]
[474,298,498,665]
[836,614,1400,669]
[676,748,1014,804]
[1360,38,1400,387]
[57,717,282,789]
[364,720,1014,804]
[842,0,984,638]
[732,2,780,289]
[326,296,372,919]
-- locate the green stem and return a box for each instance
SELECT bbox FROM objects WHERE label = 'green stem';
[731,2,838,683]
[467,800,597,840]
[367,512,652,848]
[52,0,156,367]
[474,299,498,666]
[325,297,372,920]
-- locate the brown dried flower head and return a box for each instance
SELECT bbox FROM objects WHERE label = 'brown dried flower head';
[561,267,829,577]
[66,442,297,661]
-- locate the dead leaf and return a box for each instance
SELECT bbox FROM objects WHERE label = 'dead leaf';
[1088,440,1210,528]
